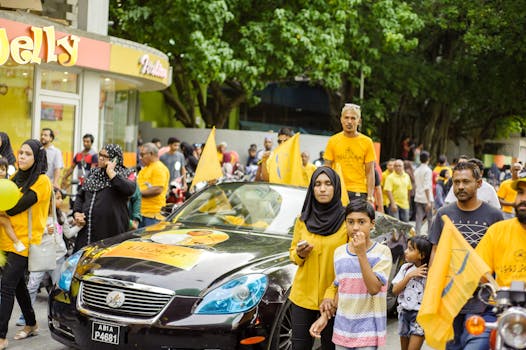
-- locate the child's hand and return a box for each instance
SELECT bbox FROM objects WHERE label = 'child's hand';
[408,263,428,279]
[320,298,337,318]
[47,223,55,234]
[309,315,328,338]
[351,231,368,255]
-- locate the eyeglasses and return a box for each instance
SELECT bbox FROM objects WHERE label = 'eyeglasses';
[139,152,151,157]
[345,103,361,110]
[98,153,110,160]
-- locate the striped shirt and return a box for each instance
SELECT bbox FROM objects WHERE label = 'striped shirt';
[332,242,392,348]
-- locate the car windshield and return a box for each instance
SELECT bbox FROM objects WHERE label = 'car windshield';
[171,183,306,235]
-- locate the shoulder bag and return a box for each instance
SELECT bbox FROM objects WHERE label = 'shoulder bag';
[27,192,58,272]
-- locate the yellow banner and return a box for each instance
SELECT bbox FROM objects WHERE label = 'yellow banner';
[417,216,490,349]
[102,241,202,270]
[191,127,223,189]
[267,133,306,187]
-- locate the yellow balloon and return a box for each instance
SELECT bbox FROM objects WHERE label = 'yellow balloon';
[0,179,20,211]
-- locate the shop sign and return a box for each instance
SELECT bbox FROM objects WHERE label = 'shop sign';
[139,54,168,79]
[0,25,79,66]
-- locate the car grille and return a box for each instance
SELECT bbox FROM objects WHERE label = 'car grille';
[79,279,174,318]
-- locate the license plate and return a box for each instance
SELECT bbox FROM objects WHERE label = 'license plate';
[91,320,120,345]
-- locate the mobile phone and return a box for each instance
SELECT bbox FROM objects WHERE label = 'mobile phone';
[112,157,118,163]
[297,240,308,248]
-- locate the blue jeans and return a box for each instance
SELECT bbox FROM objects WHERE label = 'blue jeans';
[139,216,159,228]
[388,205,409,222]
[446,309,496,350]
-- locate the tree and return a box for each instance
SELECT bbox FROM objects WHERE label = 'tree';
[365,0,526,160]
[109,0,421,129]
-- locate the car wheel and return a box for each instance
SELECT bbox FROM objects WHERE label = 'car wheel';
[269,299,292,350]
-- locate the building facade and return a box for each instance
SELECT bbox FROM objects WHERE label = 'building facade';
[0,5,171,167]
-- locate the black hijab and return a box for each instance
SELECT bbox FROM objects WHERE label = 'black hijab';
[83,144,133,192]
[0,132,16,165]
[300,166,346,236]
[11,139,48,193]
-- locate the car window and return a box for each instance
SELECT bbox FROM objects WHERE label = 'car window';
[171,183,306,235]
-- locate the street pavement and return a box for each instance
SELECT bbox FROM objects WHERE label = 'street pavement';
[4,292,434,350]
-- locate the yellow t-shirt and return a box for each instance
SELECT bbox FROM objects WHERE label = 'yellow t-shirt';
[381,169,392,206]
[497,179,516,214]
[433,165,451,182]
[289,218,348,310]
[383,172,412,209]
[476,219,526,287]
[302,163,317,186]
[137,160,169,219]
[324,132,376,193]
[0,174,52,257]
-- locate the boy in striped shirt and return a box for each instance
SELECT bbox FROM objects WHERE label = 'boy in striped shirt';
[310,199,392,349]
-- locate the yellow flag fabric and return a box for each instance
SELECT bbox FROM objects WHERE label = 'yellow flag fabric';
[267,133,307,187]
[416,216,491,349]
[190,127,223,189]
[334,162,349,206]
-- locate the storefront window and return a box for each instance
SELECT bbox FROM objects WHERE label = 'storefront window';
[0,63,34,150]
[100,77,139,166]
[41,69,79,93]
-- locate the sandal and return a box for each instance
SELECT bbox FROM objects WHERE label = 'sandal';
[0,339,7,350]
[13,326,38,340]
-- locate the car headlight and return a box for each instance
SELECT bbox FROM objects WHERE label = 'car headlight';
[499,307,526,349]
[58,250,83,292]
[194,274,268,314]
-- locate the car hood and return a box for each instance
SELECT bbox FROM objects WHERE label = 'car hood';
[78,224,292,297]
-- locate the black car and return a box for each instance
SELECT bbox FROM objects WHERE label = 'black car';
[48,182,412,349]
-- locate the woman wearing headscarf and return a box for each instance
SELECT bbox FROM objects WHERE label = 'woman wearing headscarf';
[73,144,136,251]
[0,132,17,176]
[0,139,52,349]
[289,167,348,350]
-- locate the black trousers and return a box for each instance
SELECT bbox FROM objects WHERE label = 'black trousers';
[0,252,37,338]
[291,302,335,350]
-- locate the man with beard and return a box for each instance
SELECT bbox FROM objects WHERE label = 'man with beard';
[429,161,503,350]
[476,170,526,287]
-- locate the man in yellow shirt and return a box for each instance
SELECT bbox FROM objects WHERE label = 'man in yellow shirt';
[497,162,522,219]
[137,142,169,227]
[384,159,412,222]
[477,170,526,287]
[324,103,376,205]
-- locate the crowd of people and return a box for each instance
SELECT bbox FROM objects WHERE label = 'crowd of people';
[1,102,526,350]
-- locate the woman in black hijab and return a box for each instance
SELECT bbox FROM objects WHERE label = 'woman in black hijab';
[73,144,136,251]
[0,132,16,176]
[0,139,52,348]
[288,166,348,350]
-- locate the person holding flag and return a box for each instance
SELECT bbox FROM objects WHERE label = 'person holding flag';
[476,170,526,288]
[427,160,503,350]
[255,127,307,187]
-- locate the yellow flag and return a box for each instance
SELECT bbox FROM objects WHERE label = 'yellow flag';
[334,162,349,206]
[190,127,223,189]
[267,133,306,187]
[417,216,491,349]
